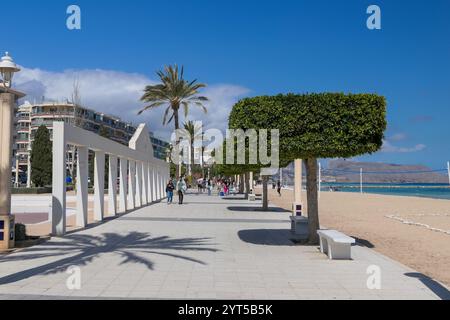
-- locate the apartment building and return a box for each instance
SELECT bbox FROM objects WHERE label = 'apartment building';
[14,101,170,186]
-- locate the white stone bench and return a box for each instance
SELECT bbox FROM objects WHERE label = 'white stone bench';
[248,194,256,201]
[317,230,355,260]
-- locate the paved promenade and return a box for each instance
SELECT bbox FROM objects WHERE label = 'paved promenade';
[0,192,448,300]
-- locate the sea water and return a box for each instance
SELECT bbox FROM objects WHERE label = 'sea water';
[321,183,450,200]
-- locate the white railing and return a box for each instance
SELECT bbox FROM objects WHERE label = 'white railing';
[51,122,170,236]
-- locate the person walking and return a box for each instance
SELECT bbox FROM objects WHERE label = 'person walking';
[177,176,187,205]
[166,180,175,204]
[207,179,212,196]
[223,182,229,196]
[277,180,282,197]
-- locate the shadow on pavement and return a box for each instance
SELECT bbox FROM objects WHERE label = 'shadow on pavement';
[0,232,217,286]
[227,206,290,213]
[238,229,294,246]
[405,272,450,300]
[353,237,375,248]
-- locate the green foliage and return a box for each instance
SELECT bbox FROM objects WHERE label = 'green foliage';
[12,187,52,194]
[229,93,387,161]
[228,93,387,241]
[139,65,209,178]
[30,125,53,187]
[170,163,187,178]
[138,65,209,129]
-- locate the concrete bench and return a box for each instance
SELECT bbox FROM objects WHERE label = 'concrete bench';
[248,194,256,201]
[317,230,355,260]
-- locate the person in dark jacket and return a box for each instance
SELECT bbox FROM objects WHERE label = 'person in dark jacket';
[166,180,175,204]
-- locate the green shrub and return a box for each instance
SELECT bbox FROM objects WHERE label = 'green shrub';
[12,187,52,194]
[30,125,52,187]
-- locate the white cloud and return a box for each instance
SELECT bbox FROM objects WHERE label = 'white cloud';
[381,140,426,153]
[15,66,249,140]
[186,84,251,132]
[388,133,407,142]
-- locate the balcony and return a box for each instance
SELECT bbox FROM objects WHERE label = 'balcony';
[32,109,75,117]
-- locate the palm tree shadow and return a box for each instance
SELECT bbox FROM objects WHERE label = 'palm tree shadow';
[0,232,217,286]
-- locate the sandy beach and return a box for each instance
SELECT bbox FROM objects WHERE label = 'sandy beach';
[262,187,450,287]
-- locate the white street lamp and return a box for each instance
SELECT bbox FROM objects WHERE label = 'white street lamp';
[0,52,21,89]
[0,51,24,251]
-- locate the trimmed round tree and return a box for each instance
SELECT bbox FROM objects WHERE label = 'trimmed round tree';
[30,125,53,187]
[229,93,387,243]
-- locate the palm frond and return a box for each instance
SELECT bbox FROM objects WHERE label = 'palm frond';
[137,101,166,115]
[138,65,209,122]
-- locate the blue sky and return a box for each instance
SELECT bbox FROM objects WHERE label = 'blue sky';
[2,0,450,169]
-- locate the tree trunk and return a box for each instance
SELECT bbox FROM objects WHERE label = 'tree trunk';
[305,158,320,244]
[174,109,181,178]
[262,175,268,211]
[244,172,250,199]
[239,174,245,194]
[190,143,194,176]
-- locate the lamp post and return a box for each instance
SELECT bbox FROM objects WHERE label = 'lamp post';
[0,52,24,251]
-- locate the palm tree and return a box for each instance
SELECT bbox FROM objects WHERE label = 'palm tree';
[183,121,204,176]
[138,65,208,177]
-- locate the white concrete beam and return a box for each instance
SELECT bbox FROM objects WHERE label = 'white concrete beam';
[160,169,165,199]
[128,160,136,209]
[119,158,128,213]
[142,162,149,205]
[148,166,154,203]
[76,147,89,227]
[52,122,67,236]
[108,155,118,216]
[151,167,157,201]
[135,161,143,208]
[156,168,161,200]
[94,151,105,221]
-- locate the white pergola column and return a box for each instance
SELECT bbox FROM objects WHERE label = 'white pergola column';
[26,156,31,188]
[148,166,154,202]
[128,160,136,209]
[93,151,105,221]
[135,161,143,208]
[76,147,89,227]
[119,158,128,213]
[156,168,161,200]
[142,162,149,205]
[51,122,66,236]
[151,167,157,201]
[108,155,118,216]
[161,168,168,199]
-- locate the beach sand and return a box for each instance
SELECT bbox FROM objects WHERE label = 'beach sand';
[262,187,450,287]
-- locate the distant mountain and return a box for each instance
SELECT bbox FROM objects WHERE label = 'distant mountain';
[275,160,448,184]
[327,159,448,183]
